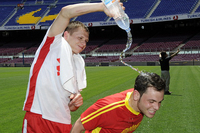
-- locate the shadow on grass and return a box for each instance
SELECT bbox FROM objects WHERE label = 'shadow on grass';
[166,94,182,96]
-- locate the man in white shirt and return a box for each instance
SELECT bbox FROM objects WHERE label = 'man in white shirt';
[22,1,125,133]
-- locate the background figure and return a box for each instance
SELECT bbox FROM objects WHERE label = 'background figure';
[159,49,180,95]
[22,2,123,133]
[71,72,165,133]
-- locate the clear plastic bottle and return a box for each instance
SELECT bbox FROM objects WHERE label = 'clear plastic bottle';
[102,0,130,32]
[102,0,139,72]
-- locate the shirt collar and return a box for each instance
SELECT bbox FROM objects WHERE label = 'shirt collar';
[125,92,140,115]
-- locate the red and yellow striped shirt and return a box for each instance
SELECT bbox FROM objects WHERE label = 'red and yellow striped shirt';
[81,89,143,133]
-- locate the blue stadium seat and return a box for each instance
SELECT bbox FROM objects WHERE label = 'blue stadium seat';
[38,3,72,26]
[0,0,200,26]
[151,0,197,17]
[75,12,107,22]
[57,0,88,2]
[124,0,156,19]
[5,5,49,26]
[0,1,21,5]
[0,6,15,25]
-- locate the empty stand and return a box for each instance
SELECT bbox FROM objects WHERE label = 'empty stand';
[0,58,11,64]
[75,12,107,22]
[6,5,49,26]
[0,40,37,56]
[182,32,200,50]
[84,56,119,63]
[171,53,200,61]
[121,54,158,62]
[0,6,15,25]
[0,0,200,26]
[151,0,198,17]
[95,35,127,53]
[0,1,21,5]
[23,46,39,55]
[57,0,87,2]
[0,47,25,56]
[123,0,156,19]
[81,44,99,54]
[1,0,200,65]
[134,30,193,52]
[96,44,126,52]
[5,57,34,64]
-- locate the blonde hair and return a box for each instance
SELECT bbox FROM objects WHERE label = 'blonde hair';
[64,21,89,35]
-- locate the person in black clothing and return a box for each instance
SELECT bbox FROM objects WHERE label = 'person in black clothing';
[159,49,180,95]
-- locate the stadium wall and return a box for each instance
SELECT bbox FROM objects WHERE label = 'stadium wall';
[1,12,200,31]
[86,61,200,66]
[0,61,199,67]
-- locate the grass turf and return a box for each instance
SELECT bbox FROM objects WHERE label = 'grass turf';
[0,66,199,133]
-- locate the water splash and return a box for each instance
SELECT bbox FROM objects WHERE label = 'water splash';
[119,30,141,73]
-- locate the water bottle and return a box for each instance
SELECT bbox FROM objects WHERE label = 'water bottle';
[102,0,130,32]
[102,0,136,72]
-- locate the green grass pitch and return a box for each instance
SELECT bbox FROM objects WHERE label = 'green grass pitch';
[0,66,200,133]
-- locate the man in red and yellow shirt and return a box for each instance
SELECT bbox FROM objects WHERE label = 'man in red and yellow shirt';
[71,72,165,133]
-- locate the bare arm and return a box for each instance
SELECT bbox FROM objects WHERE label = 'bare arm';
[170,49,180,58]
[48,2,112,37]
[70,117,85,133]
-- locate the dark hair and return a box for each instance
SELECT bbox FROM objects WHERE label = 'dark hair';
[161,51,166,59]
[134,72,165,97]
[63,21,89,36]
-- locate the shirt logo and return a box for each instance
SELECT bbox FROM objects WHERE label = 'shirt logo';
[122,122,141,133]
[56,58,60,76]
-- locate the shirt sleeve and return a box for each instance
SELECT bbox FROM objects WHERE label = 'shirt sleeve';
[166,56,172,61]
[81,99,109,130]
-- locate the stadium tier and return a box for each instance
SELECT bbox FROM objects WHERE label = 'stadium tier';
[96,44,127,52]
[0,58,11,63]
[182,33,200,50]
[0,0,200,65]
[120,54,159,62]
[134,29,194,52]
[5,57,34,64]
[123,0,156,19]
[23,46,39,55]
[84,56,119,63]
[1,53,200,64]
[81,44,99,54]
[151,0,198,17]
[75,12,108,22]
[0,6,15,26]
[1,27,200,63]
[0,41,35,56]
[6,5,49,26]
[1,0,200,26]
[171,53,200,61]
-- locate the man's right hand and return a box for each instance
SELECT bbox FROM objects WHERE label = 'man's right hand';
[68,93,83,112]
